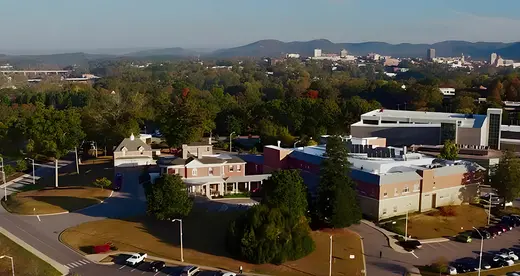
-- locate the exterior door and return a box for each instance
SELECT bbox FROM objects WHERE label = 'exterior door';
[431,193,437,209]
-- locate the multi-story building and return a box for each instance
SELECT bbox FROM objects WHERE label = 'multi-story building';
[260,139,484,221]
[156,143,270,198]
[113,133,156,168]
[351,108,503,149]
[427,48,436,61]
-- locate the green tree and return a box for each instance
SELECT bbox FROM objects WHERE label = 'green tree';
[261,170,308,218]
[491,151,520,202]
[439,140,458,160]
[93,177,112,190]
[316,135,361,228]
[15,159,28,172]
[144,174,193,220]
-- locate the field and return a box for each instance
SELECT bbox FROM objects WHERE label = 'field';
[61,209,365,276]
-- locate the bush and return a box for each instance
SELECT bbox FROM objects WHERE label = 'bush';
[92,177,111,190]
[439,206,457,217]
[3,164,15,177]
[15,159,28,172]
[428,257,449,273]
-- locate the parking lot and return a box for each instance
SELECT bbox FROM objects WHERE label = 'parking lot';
[112,255,235,276]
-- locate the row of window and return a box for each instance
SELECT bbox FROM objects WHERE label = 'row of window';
[382,184,420,198]
[382,206,399,215]
[166,165,241,176]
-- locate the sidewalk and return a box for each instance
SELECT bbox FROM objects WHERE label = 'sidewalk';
[86,251,270,276]
[360,220,411,254]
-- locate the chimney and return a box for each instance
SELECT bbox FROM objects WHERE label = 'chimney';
[130,133,135,141]
[182,144,188,159]
[277,140,281,147]
[197,147,203,159]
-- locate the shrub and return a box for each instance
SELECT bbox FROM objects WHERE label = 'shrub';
[3,164,15,177]
[429,257,449,273]
[15,159,28,172]
[92,177,111,190]
[439,206,457,217]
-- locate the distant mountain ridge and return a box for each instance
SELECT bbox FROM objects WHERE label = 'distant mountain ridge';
[1,39,520,67]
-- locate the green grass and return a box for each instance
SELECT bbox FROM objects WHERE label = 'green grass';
[0,233,61,276]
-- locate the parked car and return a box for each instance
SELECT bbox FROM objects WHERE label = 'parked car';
[125,253,147,266]
[488,226,502,236]
[500,249,519,261]
[491,258,508,268]
[220,273,237,276]
[453,263,471,273]
[180,266,200,276]
[456,232,472,243]
[448,266,457,275]
[400,239,422,250]
[503,216,520,227]
[480,259,491,270]
[498,223,513,232]
[494,255,515,266]
[472,228,491,239]
[507,272,520,276]
[150,261,165,272]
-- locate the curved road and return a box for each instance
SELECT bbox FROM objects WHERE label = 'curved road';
[0,168,147,276]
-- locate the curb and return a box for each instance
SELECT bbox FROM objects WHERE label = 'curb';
[73,190,115,213]
[0,226,70,275]
[352,230,367,275]
[360,220,412,254]
[16,211,70,217]
[418,238,450,244]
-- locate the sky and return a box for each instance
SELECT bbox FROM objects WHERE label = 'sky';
[1,0,520,54]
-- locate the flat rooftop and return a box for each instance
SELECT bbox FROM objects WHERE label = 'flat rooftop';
[358,109,487,128]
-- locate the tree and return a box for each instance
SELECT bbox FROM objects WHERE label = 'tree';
[144,174,192,220]
[439,140,458,160]
[491,151,520,203]
[261,170,308,218]
[316,135,361,228]
[93,177,112,190]
[488,79,503,103]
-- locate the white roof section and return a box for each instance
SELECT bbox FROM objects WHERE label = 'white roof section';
[358,109,487,128]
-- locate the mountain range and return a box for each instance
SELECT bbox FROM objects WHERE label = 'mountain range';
[2,39,520,67]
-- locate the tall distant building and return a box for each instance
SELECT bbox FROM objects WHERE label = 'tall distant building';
[427,48,436,61]
[340,49,348,58]
[490,52,498,66]
[314,49,322,58]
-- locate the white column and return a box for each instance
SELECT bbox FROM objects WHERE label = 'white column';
[247,182,251,191]
[234,183,237,194]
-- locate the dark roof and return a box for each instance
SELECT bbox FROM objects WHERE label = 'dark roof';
[289,151,324,166]
[115,137,152,152]
[157,154,245,166]
[239,154,264,164]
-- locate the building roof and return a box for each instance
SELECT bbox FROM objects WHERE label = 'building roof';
[358,109,487,128]
[157,154,244,167]
[115,134,152,152]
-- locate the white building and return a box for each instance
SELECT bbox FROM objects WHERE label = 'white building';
[314,49,322,58]
[113,134,157,168]
[439,87,456,96]
[286,53,300,59]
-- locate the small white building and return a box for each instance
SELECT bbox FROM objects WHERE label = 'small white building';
[286,53,300,59]
[113,134,155,168]
[439,87,456,96]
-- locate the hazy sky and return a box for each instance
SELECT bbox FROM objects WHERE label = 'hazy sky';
[1,0,520,53]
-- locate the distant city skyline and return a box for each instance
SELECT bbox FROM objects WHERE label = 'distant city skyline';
[2,0,520,54]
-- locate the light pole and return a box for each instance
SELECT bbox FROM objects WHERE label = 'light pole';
[74,147,80,174]
[229,132,235,153]
[0,255,14,276]
[25,158,35,185]
[172,219,184,262]
[329,235,332,276]
[404,203,411,241]
[487,194,492,225]
[294,140,301,148]
[472,227,483,276]
[1,171,6,201]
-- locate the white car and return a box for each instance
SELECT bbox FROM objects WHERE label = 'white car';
[180,266,200,276]
[495,255,515,266]
[125,252,147,266]
[500,249,519,261]
[221,273,237,276]
[448,266,457,275]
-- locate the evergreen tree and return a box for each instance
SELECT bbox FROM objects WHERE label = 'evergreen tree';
[439,140,458,160]
[491,151,520,203]
[316,135,361,228]
[144,174,193,220]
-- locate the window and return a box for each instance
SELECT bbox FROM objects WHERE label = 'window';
[207,147,210,151]
[394,188,399,196]
[229,165,234,172]
[174,168,179,174]
[413,184,420,192]
[237,165,241,172]
[382,208,387,215]
[393,206,398,213]
[383,191,388,198]
[209,167,213,176]
[403,187,409,194]
[192,168,197,176]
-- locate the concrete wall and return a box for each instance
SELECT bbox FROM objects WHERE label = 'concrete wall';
[457,127,482,146]
[114,150,153,159]
[114,158,153,167]
[351,125,441,146]
[263,146,292,173]
[358,195,380,220]
[378,193,420,220]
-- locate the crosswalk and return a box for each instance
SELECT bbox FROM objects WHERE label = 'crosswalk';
[65,259,91,269]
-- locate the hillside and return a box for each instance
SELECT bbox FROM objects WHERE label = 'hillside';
[124,47,197,57]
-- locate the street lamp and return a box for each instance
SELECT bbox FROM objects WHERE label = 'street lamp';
[0,255,14,276]
[329,235,332,276]
[472,227,483,276]
[0,171,5,201]
[229,132,235,153]
[405,203,412,241]
[25,158,35,185]
[487,194,493,225]
[172,219,184,262]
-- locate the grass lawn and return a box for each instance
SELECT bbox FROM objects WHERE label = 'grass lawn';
[61,209,364,276]
[0,233,61,276]
[381,205,488,239]
[1,156,113,215]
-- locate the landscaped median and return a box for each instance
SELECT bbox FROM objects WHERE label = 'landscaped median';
[379,204,488,239]
[60,208,365,276]
[1,156,114,215]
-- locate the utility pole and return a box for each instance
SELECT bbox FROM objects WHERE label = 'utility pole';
[75,147,79,174]
[172,219,184,262]
[472,227,483,276]
[329,235,333,276]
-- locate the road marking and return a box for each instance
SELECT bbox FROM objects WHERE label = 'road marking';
[154,272,160,276]
[436,242,456,251]
[131,267,137,272]
[141,271,146,274]
[36,215,41,222]
[77,260,88,265]
[411,251,419,259]
[67,263,77,268]
[119,265,126,270]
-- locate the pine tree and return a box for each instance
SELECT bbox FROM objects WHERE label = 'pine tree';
[316,136,362,228]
